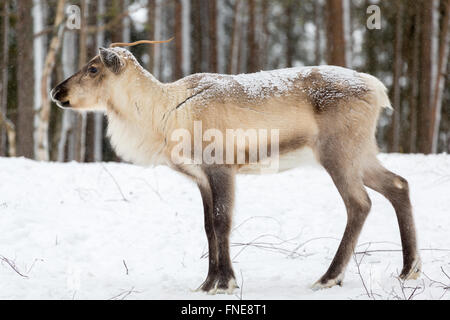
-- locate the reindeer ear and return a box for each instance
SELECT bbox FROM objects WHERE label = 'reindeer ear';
[99,48,124,74]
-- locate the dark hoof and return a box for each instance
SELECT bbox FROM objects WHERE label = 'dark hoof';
[195,275,239,295]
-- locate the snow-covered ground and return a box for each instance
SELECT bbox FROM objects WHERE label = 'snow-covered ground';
[0,154,448,300]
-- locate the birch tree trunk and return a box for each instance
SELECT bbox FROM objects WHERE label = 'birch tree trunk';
[430,0,450,153]
[35,0,65,161]
[94,0,106,162]
[73,0,88,162]
[123,0,131,43]
[33,0,47,157]
[85,0,101,162]
[237,2,248,74]
[182,0,191,76]
[57,30,77,162]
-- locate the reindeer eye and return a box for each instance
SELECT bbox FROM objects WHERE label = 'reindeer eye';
[88,66,98,74]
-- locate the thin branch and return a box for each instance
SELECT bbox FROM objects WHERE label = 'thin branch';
[108,287,140,300]
[101,163,129,202]
[352,243,373,299]
[0,255,28,278]
[123,259,129,275]
[232,216,283,233]
[441,267,450,281]
[355,248,450,255]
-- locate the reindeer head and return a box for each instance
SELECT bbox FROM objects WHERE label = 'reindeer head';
[51,47,129,111]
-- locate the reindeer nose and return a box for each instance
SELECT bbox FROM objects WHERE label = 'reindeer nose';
[51,85,68,103]
[50,87,60,101]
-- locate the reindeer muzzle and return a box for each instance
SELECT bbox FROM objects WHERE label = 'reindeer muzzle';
[51,82,71,109]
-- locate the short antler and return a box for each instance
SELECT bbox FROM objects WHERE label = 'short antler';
[109,37,174,48]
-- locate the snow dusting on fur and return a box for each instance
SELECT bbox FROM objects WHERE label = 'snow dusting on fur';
[231,67,302,99]
[183,65,370,109]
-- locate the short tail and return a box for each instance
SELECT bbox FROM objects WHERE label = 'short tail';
[359,73,393,110]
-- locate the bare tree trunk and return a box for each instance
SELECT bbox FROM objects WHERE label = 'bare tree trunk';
[217,0,225,73]
[260,0,270,70]
[191,0,203,73]
[314,0,322,65]
[209,0,218,72]
[229,0,241,74]
[174,0,183,79]
[325,0,347,67]
[430,0,450,153]
[147,0,155,73]
[17,0,35,158]
[418,0,439,154]
[0,1,15,157]
[391,0,404,152]
[248,0,259,72]
[153,0,162,78]
[111,0,125,43]
[0,0,10,156]
[343,0,352,67]
[409,3,421,153]
[284,0,295,68]
[160,1,172,82]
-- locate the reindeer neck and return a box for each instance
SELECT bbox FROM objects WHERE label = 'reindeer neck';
[107,69,169,124]
[105,72,170,166]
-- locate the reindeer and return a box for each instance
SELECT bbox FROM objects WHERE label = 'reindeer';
[51,43,421,294]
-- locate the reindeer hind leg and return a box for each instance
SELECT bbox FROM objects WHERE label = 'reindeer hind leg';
[312,156,372,289]
[363,160,421,280]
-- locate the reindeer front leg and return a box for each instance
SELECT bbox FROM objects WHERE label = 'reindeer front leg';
[196,166,238,294]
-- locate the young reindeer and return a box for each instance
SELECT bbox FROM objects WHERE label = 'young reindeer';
[51,40,421,294]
